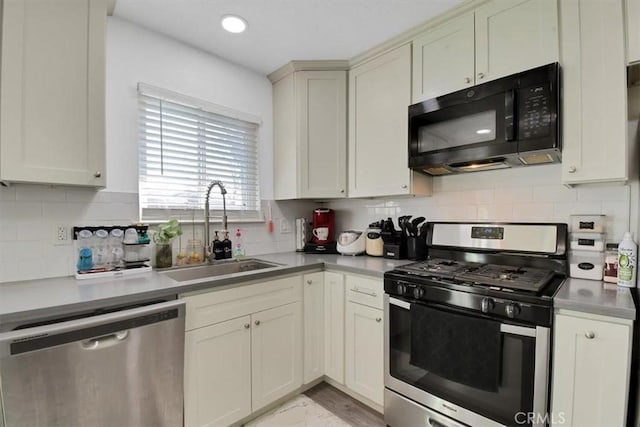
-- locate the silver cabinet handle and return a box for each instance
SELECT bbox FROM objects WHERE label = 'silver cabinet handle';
[478,72,485,79]
[464,77,471,83]
[94,171,102,178]
[254,320,260,326]
[244,323,250,329]
[401,184,408,189]
[585,331,595,339]
[568,166,577,173]
[376,317,382,323]
[340,189,345,193]
[306,280,312,285]
[351,287,377,297]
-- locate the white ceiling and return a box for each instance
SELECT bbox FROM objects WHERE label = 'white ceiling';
[113,0,466,75]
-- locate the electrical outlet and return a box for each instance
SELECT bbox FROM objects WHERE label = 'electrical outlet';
[56,225,69,242]
[280,218,292,234]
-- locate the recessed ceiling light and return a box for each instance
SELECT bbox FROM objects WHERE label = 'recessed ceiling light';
[476,129,492,135]
[221,15,247,33]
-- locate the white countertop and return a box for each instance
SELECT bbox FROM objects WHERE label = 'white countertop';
[553,277,636,320]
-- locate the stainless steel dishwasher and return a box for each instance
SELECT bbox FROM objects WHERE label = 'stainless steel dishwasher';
[0,299,185,427]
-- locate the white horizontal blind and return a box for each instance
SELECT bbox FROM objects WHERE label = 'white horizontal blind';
[138,85,260,221]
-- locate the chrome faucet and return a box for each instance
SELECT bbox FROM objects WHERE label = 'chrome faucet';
[204,180,228,263]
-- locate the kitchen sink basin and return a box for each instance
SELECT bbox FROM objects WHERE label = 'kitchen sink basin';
[161,259,281,282]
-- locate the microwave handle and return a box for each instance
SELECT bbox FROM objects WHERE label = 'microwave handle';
[504,89,516,141]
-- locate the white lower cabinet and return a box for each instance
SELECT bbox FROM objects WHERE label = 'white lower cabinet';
[252,302,303,411]
[184,316,252,427]
[324,271,346,384]
[303,272,325,384]
[551,311,633,426]
[182,276,303,427]
[345,301,384,406]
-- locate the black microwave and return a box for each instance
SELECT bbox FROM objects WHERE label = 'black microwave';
[408,63,560,175]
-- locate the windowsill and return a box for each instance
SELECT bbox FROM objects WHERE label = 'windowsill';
[143,218,266,225]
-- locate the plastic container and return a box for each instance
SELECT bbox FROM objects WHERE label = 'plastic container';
[123,244,150,262]
[570,232,605,252]
[570,214,606,233]
[604,243,618,284]
[618,232,638,288]
[569,250,604,280]
[234,228,245,259]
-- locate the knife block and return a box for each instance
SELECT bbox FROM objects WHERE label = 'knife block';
[382,231,407,259]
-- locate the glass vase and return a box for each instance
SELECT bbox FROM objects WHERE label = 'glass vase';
[155,243,173,268]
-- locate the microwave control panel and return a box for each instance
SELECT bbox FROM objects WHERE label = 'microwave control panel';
[518,83,552,140]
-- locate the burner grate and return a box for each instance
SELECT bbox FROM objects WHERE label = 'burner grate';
[455,264,555,292]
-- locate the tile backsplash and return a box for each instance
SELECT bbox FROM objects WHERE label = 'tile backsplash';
[0,185,313,283]
[327,164,634,244]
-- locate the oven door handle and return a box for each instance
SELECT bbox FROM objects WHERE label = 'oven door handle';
[389,297,411,310]
[500,323,536,337]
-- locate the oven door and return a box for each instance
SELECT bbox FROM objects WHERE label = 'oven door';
[384,295,549,427]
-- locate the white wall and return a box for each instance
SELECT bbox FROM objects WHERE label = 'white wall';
[0,18,312,283]
[106,17,274,198]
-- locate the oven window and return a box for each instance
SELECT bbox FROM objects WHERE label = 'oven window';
[388,302,536,427]
[418,110,497,151]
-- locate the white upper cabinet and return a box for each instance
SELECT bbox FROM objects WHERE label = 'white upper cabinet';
[271,64,347,200]
[559,0,628,185]
[412,13,475,102]
[349,44,432,198]
[475,0,558,83]
[0,0,106,187]
[627,0,640,64]
[412,0,559,103]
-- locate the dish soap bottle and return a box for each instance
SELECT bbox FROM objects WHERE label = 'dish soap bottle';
[618,232,638,288]
[212,231,224,260]
[234,228,245,259]
[222,231,232,259]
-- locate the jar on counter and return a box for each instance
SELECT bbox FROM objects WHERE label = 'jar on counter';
[604,243,618,283]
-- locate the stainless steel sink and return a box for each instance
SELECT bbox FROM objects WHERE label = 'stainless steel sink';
[161,259,281,282]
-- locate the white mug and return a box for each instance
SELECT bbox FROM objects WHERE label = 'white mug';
[312,227,329,241]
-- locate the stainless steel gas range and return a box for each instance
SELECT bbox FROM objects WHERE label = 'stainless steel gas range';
[384,222,568,427]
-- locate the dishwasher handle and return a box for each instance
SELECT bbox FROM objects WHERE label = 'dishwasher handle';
[81,331,129,350]
[1,299,185,357]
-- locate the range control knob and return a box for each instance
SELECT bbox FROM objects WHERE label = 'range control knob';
[480,297,495,313]
[413,287,425,300]
[505,303,521,319]
[396,283,407,295]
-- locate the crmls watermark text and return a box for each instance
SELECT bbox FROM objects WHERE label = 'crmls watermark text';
[515,412,566,425]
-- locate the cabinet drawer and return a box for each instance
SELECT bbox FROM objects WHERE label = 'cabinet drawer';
[346,275,383,310]
[182,275,302,331]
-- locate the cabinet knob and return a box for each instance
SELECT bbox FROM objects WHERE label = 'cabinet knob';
[94,171,102,178]
[376,317,382,323]
[244,323,250,329]
[585,331,595,339]
[254,320,261,326]
[568,166,577,173]
[465,77,471,84]
[478,72,485,79]
[340,189,345,194]
[401,184,408,189]
[306,280,312,285]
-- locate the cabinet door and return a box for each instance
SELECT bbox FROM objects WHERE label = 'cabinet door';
[412,13,475,103]
[252,302,303,411]
[551,313,632,426]
[559,0,628,185]
[296,71,347,198]
[627,0,640,64]
[475,0,558,83]
[345,302,384,406]
[349,44,430,198]
[0,0,106,186]
[184,316,252,427]
[303,272,325,383]
[324,271,345,384]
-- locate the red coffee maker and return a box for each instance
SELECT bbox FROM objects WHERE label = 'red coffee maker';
[305,208,338,254]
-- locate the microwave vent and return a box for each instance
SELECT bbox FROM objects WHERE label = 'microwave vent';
[519,153,554,165]
[424,167,451,175]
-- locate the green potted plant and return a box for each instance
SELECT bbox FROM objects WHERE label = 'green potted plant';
[154,219,183,268]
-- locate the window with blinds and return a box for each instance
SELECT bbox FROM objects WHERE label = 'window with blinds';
[137,84,261,221]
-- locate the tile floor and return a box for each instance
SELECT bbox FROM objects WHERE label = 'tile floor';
[244,394,351,427]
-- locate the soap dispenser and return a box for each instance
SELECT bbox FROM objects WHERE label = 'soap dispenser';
[212,231,224,260]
